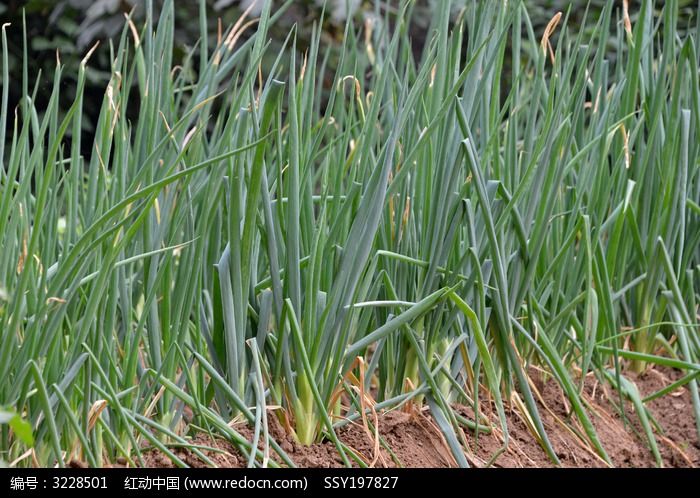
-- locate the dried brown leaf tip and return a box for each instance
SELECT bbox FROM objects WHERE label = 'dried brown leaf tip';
[541,11,562,64]
[623,0,633,38]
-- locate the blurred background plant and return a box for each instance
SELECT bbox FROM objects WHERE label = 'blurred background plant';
[0,0,375,154]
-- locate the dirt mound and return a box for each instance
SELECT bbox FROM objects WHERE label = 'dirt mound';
[458,366,699,467]
[138,366,699,468]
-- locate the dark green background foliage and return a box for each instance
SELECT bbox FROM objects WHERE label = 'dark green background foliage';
[0,0,363,153]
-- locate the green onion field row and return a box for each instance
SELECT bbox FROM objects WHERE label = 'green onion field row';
[0,0,699,467]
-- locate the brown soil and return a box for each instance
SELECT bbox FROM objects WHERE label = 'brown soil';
[459,366,700,468]
[137,366,699,468]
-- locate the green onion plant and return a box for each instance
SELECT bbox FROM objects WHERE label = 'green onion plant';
[0,0,698,468]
